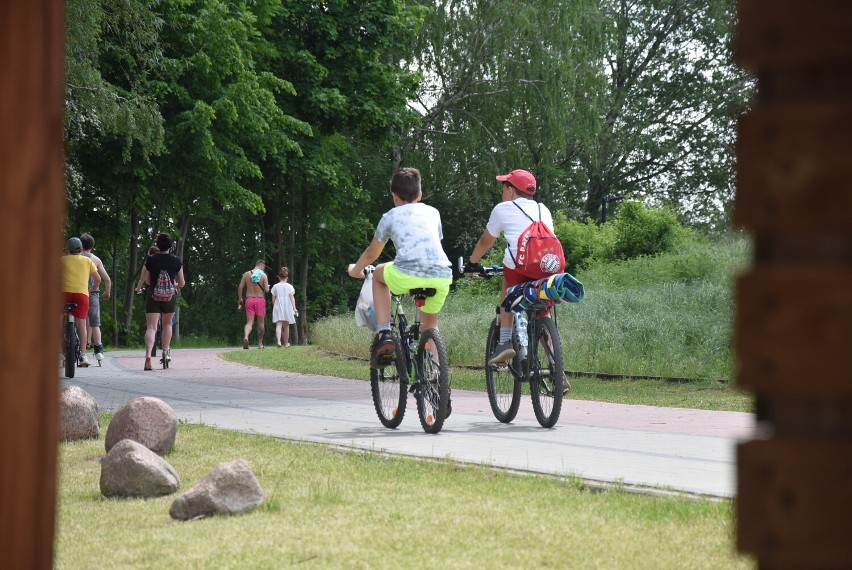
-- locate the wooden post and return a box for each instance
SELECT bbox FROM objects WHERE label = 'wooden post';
[0,0,65,568]
[735,1,852,567]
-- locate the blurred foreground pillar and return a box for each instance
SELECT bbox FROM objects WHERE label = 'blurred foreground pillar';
[0,0,65,568]
[735,2,852,567]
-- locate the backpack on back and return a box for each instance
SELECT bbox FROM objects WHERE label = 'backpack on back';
[250,269,264,284]
[509,202,566,279]
[152,269,176,301]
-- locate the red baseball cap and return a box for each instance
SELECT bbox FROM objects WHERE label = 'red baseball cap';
[496,169,536,195]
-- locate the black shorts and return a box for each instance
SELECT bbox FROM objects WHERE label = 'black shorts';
[145,289,177,314]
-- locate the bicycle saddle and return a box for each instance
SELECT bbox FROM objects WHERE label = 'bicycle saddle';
[409,288,437,298]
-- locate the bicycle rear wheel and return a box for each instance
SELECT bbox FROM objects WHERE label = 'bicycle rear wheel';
[64,320,77,379]
[370,333,407,428]
[485,318,521,423]
[415,328,449,434]
[530,316,564,428]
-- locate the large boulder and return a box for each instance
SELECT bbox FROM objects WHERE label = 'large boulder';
[170,459,263,521]
[100,439,180,498]
[59,386,100,441]
[105,397,177,455]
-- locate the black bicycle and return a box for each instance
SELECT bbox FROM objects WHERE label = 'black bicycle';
[362,269,451,434]
[460,260,564,428]
[63,302,81,379]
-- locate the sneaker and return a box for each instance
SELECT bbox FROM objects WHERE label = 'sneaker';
[243,338,249,350]
[562,374,571,395]
[488,340,516,365]
[164,349,171,362]
[95,351,104,363]
[78,355,91,368]
[370,331,395,368]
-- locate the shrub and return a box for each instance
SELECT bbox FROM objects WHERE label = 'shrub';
[610,201,691,260]
[553,213,611,274]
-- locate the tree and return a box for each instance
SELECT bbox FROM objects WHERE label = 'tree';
[404,0,752,235]
[567,0,753,225]
[65,0,167,344]
[262,0,425,340]
[401,0,603,259]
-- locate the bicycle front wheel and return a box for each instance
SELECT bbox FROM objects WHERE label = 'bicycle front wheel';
[415,328,449,434]
[530,316,564,428]
[370,333,407,428]
[485,318,521,423]
[64,320,77,379]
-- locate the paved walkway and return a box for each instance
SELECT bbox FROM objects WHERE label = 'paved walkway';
[62,348,756,498]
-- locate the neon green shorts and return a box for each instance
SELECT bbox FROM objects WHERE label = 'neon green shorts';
[382,262,452,314]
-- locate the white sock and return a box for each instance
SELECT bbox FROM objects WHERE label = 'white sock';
[499,327,512,344]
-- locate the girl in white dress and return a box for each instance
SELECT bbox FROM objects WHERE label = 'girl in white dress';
[271,267,298,347]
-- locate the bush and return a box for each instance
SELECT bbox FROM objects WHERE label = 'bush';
[610,201,691,260]
[553,213,613,274]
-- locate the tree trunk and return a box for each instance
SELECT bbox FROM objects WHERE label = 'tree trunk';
[584,174,607,222]
[111,240,119,346]
[298,250,308,344]
[296,187,309,344]
[122,208,140,344]
[174,213,191,342]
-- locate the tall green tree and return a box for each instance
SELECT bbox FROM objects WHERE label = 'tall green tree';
[402,0,602,258]
[263,0,424,340]
[572,0,752,225]
[65,0,168,344]
[404,0,751,235]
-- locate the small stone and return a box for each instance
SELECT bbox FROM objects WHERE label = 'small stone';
[59,386,99,441]
[170,459,263,521]
[105,397,177,455]
[100,439,180,498]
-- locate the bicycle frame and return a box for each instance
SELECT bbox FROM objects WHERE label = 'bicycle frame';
[63,303,80,378]
[390,294,420,376]
[503,302,551,381]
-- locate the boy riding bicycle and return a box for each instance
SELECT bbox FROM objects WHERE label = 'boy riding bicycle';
[348,167,453,367]
[465,169,561,365]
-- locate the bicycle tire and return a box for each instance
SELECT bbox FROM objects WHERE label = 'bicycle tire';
[64,319,77,379]
[530,316,564,428]
[485,317,521,423]
[415,328,449,434]
[369,333,407,428]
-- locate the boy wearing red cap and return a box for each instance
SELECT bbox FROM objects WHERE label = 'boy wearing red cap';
[466,169,557,364]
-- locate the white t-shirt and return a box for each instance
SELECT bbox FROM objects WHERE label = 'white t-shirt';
[374,202,452,278]
[485,198,555,269]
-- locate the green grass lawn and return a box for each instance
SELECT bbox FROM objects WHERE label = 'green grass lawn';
[55,418,754,569]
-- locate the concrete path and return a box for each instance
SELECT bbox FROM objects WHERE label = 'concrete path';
[62,348,756,499]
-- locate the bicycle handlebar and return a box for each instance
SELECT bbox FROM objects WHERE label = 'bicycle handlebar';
[457,256,502,278]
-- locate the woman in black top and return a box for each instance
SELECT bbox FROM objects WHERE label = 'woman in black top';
[135,233,185,370]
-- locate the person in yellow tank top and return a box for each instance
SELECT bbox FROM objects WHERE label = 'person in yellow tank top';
[61,237,100,367]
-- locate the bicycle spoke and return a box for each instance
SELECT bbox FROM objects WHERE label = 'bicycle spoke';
[416,329,449,434]
[370,333,407,428]
[530,317,563,428]
[485,319,521,423]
